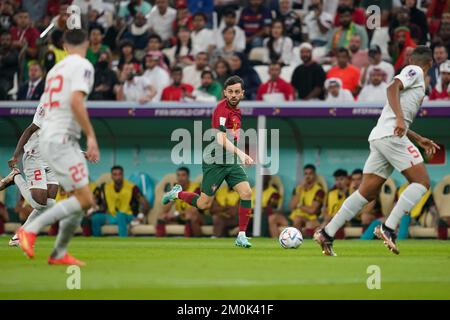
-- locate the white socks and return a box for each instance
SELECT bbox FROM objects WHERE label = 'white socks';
[238,231,246,237]
[385,183,428,230]
[51,211,83,259]
[25,196,82,234]
[325,190,369,237]
[22,198,56,229]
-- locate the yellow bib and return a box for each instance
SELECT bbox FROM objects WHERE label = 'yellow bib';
[49,45,68,64]
[175,182,200,212]
[398,183,431,218]
[251,185,281,208]
[216,187,240,207]
[105,180,135,216]
[327,188,348,217]
[291,183,324,217]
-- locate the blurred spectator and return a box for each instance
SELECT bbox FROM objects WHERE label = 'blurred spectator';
[276,0,303,45]
[17,62,44,101]
[141,51,171,102]
[321,169,349,238]
[91,165,149,237]
[392,26,417,73]
[118,0,152,21]
[210,185,240,237]
[262,19,294,65]
[302,0,334,47]
[89,51,119,100]
[325,78,354,102]
[103,14,126,52]
[72,0,104,15]
[211,26,239,64]
[117,39,140,71]
[214,0,240,22]
[216,9,246,52]
[429,60,450,100]
[188,0,214,17]
[191,12,215,55]
[238,0,272,50]
[327,5,368,53]
[166,27,194,67]
[361,45,395,86]
[390,6,423,46]
[21,0,48,23]
[427,0,449,36]
[436,21,450,54]
[288,164,325,237]
[172,0,193,33]
[327,47,361,95]
[0,0,15,30]
[291,42,326,100]
[117,62,155,102]
[121,12,151,51]
[43,29,68,72]
[404,0,429,45]
[0,197,9,235]
[334,0,366,26]
[256,62,295,101]
[161,66,194,101]
[50,4,70,32]
[157,167,202,237]
[147,0,177,43]
[10,9,39,59]
[192,70,223,101]
[358,68,388,103]
[228,51,261,100]
[14,196,33,224]
[428,44,448,91]
[214,58,232,87]
[0,29,18,98]
[86,25,110,66]
[182,51,210,88]
[146,34,171,67]
[349,34,369,70]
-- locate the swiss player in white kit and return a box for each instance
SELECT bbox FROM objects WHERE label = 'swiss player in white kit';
[0,103,59,247]
[17,29,100,266]
[314,46,440,256]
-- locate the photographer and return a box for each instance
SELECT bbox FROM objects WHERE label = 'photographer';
[116,62,156,103]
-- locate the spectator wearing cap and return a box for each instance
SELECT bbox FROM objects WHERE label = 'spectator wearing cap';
[141,51,171,102]
[334,0,366,26]
[118,40,140,71]
[291,42,326,100]
[238,0,272,51]
[17,62,44,101]
[161,66,194,101]
[166,27,194,67]
[147,0,177,43]
[324,78,354,103]
[117,62,156,103]
[358,68,388,103]
[182,51,210,88]
[121,12,151,50]
[276,0,303,45]
[216,9,246,52]
[327,47,361,95]
[257,62,295,101]
[327,5,368,53]
[10,9,40,60]
[361,45,395,86]
[118,0,152,21]
[302,0,334,47]
[262,19,294,65]
[349,34,369,70]
[191,12,215,55]
[427,44,448,91]
[191,70,223,102]
[86,25,110,66]
[429,60,450,100]
[229,51,261,100]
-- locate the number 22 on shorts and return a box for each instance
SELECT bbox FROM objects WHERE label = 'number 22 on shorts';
[69,163,86,183]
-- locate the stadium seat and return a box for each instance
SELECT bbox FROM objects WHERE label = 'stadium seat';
[380,178,397,216]
[130,224,156,236]
[344,226,363,238]
[280,66,295,83]
[101,225,119,236]
[433,175,450,219]
[148,173,177,225]
[201,226,213,236]
[249,47,267,63]
[409,226,437,238]
[254,65,269,83]
[166,224,184,235]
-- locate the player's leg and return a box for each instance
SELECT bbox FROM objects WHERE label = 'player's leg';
[232,180,253,248]
[185,206,203,236]
[268,213,288,238]
[292,216,305,231]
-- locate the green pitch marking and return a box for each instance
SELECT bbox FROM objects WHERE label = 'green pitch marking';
[0,237,449,299]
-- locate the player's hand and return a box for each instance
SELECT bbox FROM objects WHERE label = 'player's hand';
[418,137,440,157]
[7,156,18,169]
[239,152,254,166]
[86,136,100,163]
[394,118,406,137]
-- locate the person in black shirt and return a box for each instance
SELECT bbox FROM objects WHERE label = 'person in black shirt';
[291,42,326,100]
[89,51,119,101]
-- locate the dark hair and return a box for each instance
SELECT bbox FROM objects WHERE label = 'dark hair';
[175,27,192,57]
[333,169,348,178]
[337,47,350,57]
[16,8,29,15]
[51,29,64,44]
[193,12,208,22]
[63,29,88,46]
[111,165,124,173]
[89,24,104,35]
[337,5,354,15]
[351,169,363,176]
[411,45,433,65]
[267,19,285,63]
[223,75,244,90]
[432,42,448,54]
[223,8,237,18]
[304,164,316,172]
[149,34,162,43]
[119,39,134,50]
[269,61,282,68]
[201,70,214,78]
[177,167,190,176]
[171,66,183,73]
[222,26,236,35]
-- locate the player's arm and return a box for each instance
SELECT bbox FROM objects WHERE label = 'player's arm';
[71,91,100,163]
[216,131,254,165]
[386,78,406,137]
[407,129,440,156]
[299,190,325,215]
[8,123,40,168]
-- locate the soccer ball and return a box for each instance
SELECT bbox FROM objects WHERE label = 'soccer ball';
[279,227,303,249]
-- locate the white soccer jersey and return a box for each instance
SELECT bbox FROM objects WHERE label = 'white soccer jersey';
[39,54,94,142]
[368,65,426,141]
[23,103,45,156]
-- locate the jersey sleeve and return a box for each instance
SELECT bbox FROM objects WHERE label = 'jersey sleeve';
[212,106,228,132]
[395,65,422,90]
[70,61,94,95]
[32,103,45,128]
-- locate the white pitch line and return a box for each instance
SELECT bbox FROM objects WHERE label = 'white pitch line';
[40,22,55,39]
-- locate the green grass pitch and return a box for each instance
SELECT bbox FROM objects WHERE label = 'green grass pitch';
[0,237,449,299]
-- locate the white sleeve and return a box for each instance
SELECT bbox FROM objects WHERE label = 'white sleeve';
[394,65,422,90]
[32,104,45,128]
[71,61,94,95]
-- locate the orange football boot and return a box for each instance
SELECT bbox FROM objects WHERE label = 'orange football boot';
[17,227,36,258]
[48,253,86,267]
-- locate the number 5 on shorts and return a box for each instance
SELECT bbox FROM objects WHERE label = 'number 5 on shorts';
[407,145,420,158]
[69,163,86,183]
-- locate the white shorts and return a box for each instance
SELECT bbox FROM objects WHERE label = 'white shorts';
[39,139,89,192]
[23,153,59,190]
[363,135,424,179]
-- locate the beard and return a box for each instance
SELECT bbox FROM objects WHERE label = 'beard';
[227,97,241,106]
